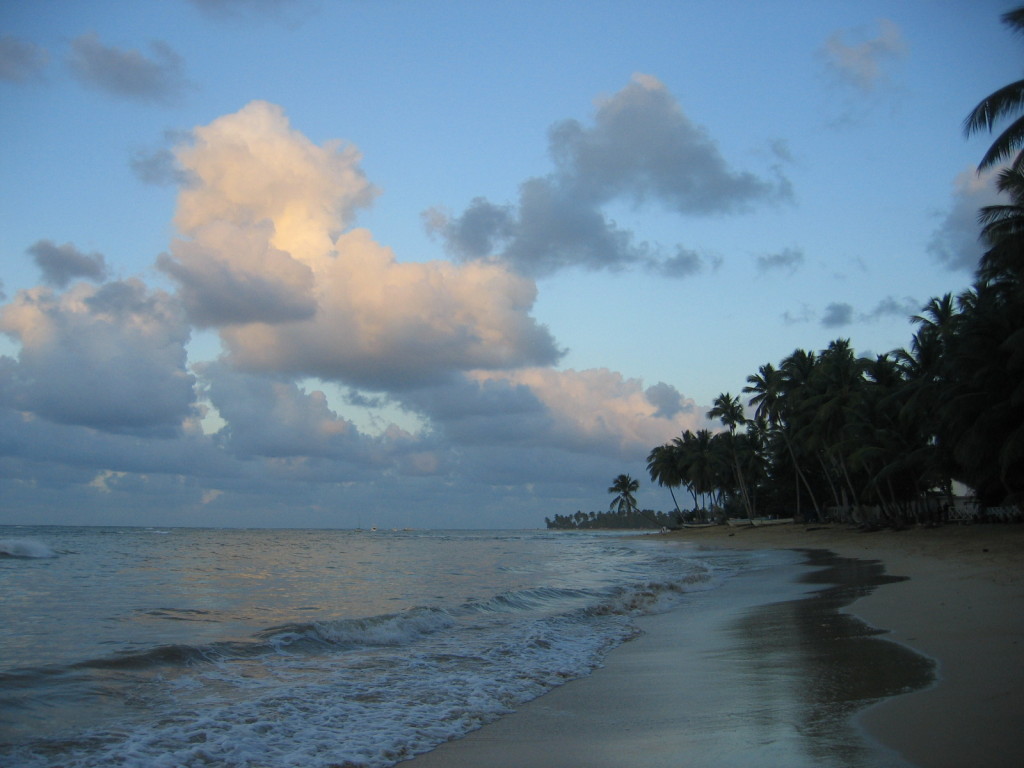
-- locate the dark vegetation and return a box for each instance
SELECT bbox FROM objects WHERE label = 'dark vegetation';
[544,508,678,530]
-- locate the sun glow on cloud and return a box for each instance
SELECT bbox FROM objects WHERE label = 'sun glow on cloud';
[468,367,702,457]
[160,101,564,388]
[156,100,706,467]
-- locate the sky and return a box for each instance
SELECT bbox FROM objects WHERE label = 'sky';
[0,0,1018,529]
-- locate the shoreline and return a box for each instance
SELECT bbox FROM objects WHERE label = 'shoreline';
[672,523,1024,767]
[405,524,1024,768]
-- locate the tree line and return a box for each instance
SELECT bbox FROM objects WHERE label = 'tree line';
[546,473,675,529]
[646,8,1024,528]
[544,508,677,530]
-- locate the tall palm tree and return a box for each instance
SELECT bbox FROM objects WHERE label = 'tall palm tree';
[744,362,822,520]
[669,431,702,510]
[964,6,1024,170]
[607,473,640,516]
[744,363,783,424]
[646,444,682,515]
[682,429,724,514]
[800,340,868,514]
[707,393,755,519]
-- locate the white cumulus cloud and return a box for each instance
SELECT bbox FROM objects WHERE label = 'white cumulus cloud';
[159,101,563,389]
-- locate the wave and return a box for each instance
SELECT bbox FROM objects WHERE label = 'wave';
[0,607,460,681]
[462,566,713,617]
[2,552,717,686]
[461,586,599,614]
[261,607,456,651]
[0,538,57,559]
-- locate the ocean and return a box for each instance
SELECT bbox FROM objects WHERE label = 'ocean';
[0,526,790,768]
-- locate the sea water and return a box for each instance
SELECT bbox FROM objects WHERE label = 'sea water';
[0,526,789,767]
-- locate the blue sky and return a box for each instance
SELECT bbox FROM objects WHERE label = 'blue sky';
[0,0,1017,528]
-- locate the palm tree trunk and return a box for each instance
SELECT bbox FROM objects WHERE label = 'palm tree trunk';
[818,452,843,510]
[668,486,681,515]
[783,431,822,518]
[732,453,755,519]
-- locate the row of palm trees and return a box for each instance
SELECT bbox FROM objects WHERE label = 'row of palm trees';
[649,287,1023,524]
[544,506,677,530]
[646,6,1024,525]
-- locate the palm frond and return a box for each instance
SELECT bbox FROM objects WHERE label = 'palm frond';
[964,81,1024,137]
[1003,6,1024,33]
[978,116,1024,169]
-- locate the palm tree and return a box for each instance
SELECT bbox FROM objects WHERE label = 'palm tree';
[607,473,640,516]
[646,444,682,515]
[744,362,822,520]
[670,431,701,510]
[682,429,724,515]
[977,163,1024,284]
[939,284,1024,504]
[744,363,783,424]
[707,393,755,519]
[795,340,868,517]
[963,6,1024,170]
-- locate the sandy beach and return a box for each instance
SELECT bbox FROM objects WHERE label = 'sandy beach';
[405,524,1024,768]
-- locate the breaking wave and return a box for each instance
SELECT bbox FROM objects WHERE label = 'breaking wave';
[0,538,57,559]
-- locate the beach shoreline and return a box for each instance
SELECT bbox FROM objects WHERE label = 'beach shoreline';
[405,523,1024,768]
[678,523,1024,767]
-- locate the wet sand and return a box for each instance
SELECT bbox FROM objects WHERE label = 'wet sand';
[404,524,1024,768]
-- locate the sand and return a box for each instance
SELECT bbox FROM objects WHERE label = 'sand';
[404,524,1024,768]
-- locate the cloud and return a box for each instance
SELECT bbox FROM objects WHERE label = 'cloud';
[171,101,376,255]
[27,240,108,287]
[215,232,564,388]
[394,369,703,477]
[130,131,196,186]
[756,246,804,274]
[0,402,233,482]
[159,101,562,389]
[548,73,787,214]
[187,0,308,21]
[644,381,693,419]
[781,304,814,325]
[428,74,790,277]
[821,302,854,327]
[399,375,552,448]
[67,33,188,104]
[0,96,720,528]
[200,362,368,460]
[0,34,48,83]
[462,368,704,458]
[0,279,196,436]
[821,19,907,94]
[863,296,918,322]
[819,296,918,328]
[653,247,722,278]
[928,166,1003,271]
[158,220,319,326]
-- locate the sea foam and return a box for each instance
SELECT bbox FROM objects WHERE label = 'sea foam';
[0,538,57,558]
[0,527,739,768]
